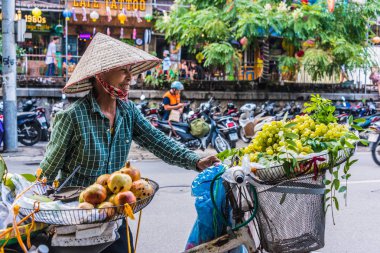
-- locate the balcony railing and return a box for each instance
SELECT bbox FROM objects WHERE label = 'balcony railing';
[0,55,377,94]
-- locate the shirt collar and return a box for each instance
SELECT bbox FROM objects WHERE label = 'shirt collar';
[88,89,127,117]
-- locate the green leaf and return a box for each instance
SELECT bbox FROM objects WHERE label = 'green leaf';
[333,179,340,190]
[323,179,331,185]
[325,188,331,194]
[340,136,346,146]
[359,139,369,146]
[354,118,366,123]
[333,196,339,210]
[286,139,297,147]
[284,132,298,139]
[338,186,347,193]
[0,155,6,183]
[344,140,355,149]
[333,170,339,179]
[325,204,331,213]
[285,122,297,128]
[351,125,363,131]
[348,115,354,125]
[348,159,358,167]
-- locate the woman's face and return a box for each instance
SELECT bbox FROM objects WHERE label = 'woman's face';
[101,67,131,91]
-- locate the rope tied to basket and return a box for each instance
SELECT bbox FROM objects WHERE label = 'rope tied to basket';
[304,156,326,180]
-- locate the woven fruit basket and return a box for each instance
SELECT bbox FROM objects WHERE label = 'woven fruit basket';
[17,178,159,226]
[252,147,355,184]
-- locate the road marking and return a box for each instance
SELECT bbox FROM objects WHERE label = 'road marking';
[343,179,380,185]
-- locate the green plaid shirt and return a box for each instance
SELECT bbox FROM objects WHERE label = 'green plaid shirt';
[40,90,200,187]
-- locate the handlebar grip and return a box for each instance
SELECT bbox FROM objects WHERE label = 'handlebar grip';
[233,170,245,184]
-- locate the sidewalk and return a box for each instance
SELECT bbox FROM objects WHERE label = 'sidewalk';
[0,141,369,164]
[0,141,219,163]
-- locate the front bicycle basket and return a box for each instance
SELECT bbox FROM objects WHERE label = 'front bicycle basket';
[252,174,325,253]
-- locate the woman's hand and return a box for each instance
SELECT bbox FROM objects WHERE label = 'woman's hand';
[196,156,221,171]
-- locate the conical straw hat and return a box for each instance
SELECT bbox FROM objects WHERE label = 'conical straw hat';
[63,33,160,94]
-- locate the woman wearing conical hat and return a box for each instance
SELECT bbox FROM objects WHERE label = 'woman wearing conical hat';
[39,33,219,252]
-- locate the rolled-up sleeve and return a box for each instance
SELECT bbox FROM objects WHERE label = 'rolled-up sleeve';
[131,104,200,170]
[40,111,75,181]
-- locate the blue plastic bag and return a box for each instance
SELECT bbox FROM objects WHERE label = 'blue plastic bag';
[185,165,227,250]
[0,120,3,147]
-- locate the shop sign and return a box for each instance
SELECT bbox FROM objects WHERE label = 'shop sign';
[71,0,146,11]
[26,23,51,32]
[24,14,47,24]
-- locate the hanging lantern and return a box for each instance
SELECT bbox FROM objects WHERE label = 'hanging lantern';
[135,10,142,23]
[295,50,305,59]
[72,8,78,21]
[90,11,99,22]
[55,24,63,34]
[120,28,124,39]
[372,36,380,44]
[32,7,42,18]
[240,37,248,46]
[327,0,335,13]
[144,29,152,45]
[63,9,72,20]
[82,7,87,22]
[106,6,112,22]
[144,14,153,22]
[132,28,137,40]
[196,52,204,64]
[118,12,127,24]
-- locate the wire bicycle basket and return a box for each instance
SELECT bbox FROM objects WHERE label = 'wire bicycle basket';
[249,173,326,253]
[18,178,159,226]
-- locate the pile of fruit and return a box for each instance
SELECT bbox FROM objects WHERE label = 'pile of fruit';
[78,161,154,214]
[243,114,350,163]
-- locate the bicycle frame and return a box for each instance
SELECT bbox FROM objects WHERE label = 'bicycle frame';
[183,179,259,253]
[184,226,257,253]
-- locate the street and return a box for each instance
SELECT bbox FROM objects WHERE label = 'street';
[4,150,380,253]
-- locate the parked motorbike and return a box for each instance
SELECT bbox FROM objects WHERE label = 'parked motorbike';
[19,99,50,141]
[238,103,257,143]
[213,115,239,148]
[155,98,231,152]
[0,102,42,146]
[206,100,239,149]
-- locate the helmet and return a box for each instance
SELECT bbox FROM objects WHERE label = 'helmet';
[171,81,184,90]
[227,102,235,110]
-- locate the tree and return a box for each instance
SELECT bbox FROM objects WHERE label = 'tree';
[156,0,380,81]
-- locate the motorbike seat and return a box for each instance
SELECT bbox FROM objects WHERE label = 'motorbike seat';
[17,112,36,119]
[158,120,189,128]
[214,116,232,122]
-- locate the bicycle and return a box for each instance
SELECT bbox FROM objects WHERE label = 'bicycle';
[184,149,352,253]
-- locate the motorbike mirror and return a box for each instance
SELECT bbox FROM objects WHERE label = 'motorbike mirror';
[341,96,346,101]
[140,95,146,101]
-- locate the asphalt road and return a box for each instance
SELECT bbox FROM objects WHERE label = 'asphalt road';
[5,152,380,253]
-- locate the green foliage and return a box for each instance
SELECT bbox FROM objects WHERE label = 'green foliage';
[203,42,240,75]
[156,0,380,80]
[304,94,336,124]
[278,56,299,73]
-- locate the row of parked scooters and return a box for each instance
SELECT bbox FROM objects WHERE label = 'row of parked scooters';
[0,99,64,146]
[136,95,305,153]
[137,95,380,154]
[1,95,378,152]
